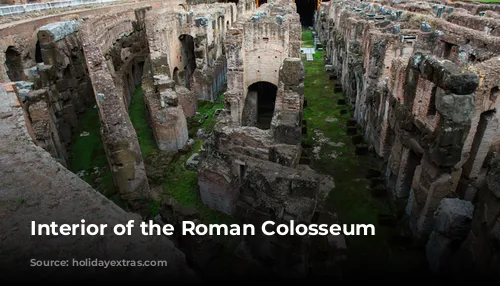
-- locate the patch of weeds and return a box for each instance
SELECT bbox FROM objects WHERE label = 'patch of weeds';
[301,30,427,278]
[67,101,115,197]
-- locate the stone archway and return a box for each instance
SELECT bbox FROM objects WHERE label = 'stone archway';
[179,34,196,89]
[242,81,278,129]
[5,46,24,81]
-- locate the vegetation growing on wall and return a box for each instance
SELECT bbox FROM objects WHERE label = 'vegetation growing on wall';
[67,104,124,207]
[300,29,429,279]
[128,87,231,223]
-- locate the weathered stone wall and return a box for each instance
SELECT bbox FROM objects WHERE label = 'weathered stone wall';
[317,0,500,279]
[79,8,152,213]
[196,0,336,277]
[0,83,197,282]
[225,0,301,126]
[22,20,94,167]
[0,0,247,210]
[145,3,234,102]
[0,0,172,82]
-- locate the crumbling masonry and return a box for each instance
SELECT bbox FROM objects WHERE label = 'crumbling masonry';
[0,0,337,280]
[315,0,500,280]
[0,0,241,213]
[0,0,248,280]
[196,0,336,276]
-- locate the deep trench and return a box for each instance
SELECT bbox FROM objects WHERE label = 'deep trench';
[299,29,434,282]
[67,59,146,210]
[36,24,440,280]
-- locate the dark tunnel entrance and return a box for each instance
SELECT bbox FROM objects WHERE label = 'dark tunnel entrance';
[243,81,277,130]
[296,0,318,27]
[35,41,43,64]
[5,46,24,82]
[179,34,196,90]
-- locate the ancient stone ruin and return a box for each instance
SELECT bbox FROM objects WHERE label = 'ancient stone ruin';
[1,0,500,282]
[315,0,500,281]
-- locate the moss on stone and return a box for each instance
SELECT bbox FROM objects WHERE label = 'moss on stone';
[129,86,157,158]
[68,103,117,199]
[301,30,428,278]
[129,88,231,223]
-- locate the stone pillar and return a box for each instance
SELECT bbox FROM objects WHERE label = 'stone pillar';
[404,53,477,240]
[271,58,304,145]
[463,111,500,179]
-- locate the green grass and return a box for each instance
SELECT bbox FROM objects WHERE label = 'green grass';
[302,28,314,47]
[128,88,232,223]
[162,95,233,224]
[301,29,428,278]
[129,86,157,158]
[68,104,116,196]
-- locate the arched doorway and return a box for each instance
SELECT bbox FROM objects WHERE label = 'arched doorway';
[172,67,180,85]
[5,46,24,81]
[179,34,196,89]
[35,41,43,64]
[242,81,278,130]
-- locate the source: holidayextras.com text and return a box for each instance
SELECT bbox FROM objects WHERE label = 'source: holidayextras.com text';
[31,220,376,236]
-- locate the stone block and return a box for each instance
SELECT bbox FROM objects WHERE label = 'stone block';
[290,178,318,198]
[154,74,176,91]
[434,198,474,240]
[38,20,82,44]
[280,58,305,87]
[186,153,200,171]
[272,111,301,145]
[435,93,474,123]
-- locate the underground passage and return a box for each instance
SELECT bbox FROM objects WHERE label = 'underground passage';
[1,0,500,283]
[250,81,277,130]
[179,34,196,89]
